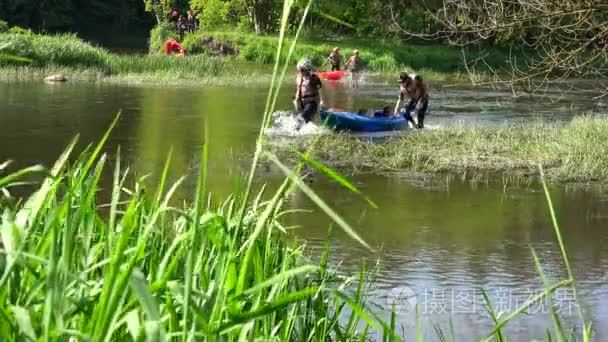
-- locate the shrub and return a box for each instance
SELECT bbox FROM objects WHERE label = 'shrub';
[149,22,179,54]
[35,34,108,67]
[0,20,8,33]
[368,54,400,72]
[191,0,246,30]
[0,34,36,61]
[8,26,33,35]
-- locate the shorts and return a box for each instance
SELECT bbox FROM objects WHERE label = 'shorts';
[300,101,318,123]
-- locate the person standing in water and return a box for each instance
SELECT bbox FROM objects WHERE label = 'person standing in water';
[326,47,342,71]
[294,58,323,123]
[394,72,417,127]
[407,75,429,128]
[345,49,362,88]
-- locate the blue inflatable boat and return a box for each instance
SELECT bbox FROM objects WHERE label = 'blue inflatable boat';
[320,110,407,132]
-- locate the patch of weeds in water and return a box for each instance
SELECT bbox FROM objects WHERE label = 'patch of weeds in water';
[290,115,608,183]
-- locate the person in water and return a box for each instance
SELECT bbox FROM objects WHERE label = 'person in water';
[345,49,361,88]
[406,74,429,128]
[294,58,323,123]
[394,72,417,127]
[326,47,342,71]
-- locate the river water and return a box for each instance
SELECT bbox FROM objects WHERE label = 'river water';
[1,77,607,340]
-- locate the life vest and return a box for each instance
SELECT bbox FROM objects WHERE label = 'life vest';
[297,73,322,103]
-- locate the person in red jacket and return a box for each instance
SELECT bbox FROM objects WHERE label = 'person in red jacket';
[164,39,185,56]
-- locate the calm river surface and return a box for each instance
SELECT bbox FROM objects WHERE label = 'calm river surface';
[1,77,607,341]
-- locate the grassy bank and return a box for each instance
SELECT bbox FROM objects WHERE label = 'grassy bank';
[0,29,510,84]
[0,31,268,84]
[181,31,514,75]
[289,116,608,182]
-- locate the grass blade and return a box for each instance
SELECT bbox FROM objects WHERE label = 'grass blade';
[266,152,373,251]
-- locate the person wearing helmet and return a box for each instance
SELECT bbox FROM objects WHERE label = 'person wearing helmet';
[345,49,362,88]
[294,58,323,123]
[326,47,342,71]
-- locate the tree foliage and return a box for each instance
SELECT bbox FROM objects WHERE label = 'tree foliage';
[390,0,608,93]
[0,0,153,32]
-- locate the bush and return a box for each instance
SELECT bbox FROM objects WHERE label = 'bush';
[0,34,37,61]
[149,22,179,54]
[189,0,247,32]
[0,32,107,68]
[0,20,8,33]
[35,34,108,67]
[8,26,33,35]
[368,54,400,72]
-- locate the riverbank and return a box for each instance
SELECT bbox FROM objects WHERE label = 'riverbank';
[0,29,505,85]
[180,31,513,74]
[0,31,270,85]
[287,116,608,183]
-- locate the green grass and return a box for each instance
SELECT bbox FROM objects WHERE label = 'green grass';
[0,132,397,340]
[181,30,516,75]
[281,116,608,182]
[0,28,507,84]
[0,31,269,84]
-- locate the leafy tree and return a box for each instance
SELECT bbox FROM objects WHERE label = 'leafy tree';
[190,0,246,30]
[143,0,174,23]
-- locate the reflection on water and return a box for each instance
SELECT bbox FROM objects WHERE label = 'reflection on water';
[1,79,607,340]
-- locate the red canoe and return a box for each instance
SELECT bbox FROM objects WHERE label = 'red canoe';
[315,70,347,81]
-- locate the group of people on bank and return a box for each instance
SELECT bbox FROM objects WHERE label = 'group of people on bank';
[168,5,198,37]
[294,53,429,129]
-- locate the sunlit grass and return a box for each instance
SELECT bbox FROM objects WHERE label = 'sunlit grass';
[283,116,608,182]
[181,30,515,75]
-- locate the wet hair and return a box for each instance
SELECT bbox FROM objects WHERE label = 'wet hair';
[399,72,412,84]
[414,74,423,83]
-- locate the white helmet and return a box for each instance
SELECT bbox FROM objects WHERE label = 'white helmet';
[297,57,313,71]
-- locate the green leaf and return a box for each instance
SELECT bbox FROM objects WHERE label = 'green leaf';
[0,164,45,189]
[124,309,141,340]
[11,306,37,341]
[266,152,373,251]
[15,135,78,229]
[129,269,162,322]
[240,265,317,297]
[293,150,377,208]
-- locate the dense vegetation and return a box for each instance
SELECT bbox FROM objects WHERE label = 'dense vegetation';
[0,26,511,81]
[0,30,268,84]
[0,0,439,38]
[291,116,608,182]
[0,122,400,340]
